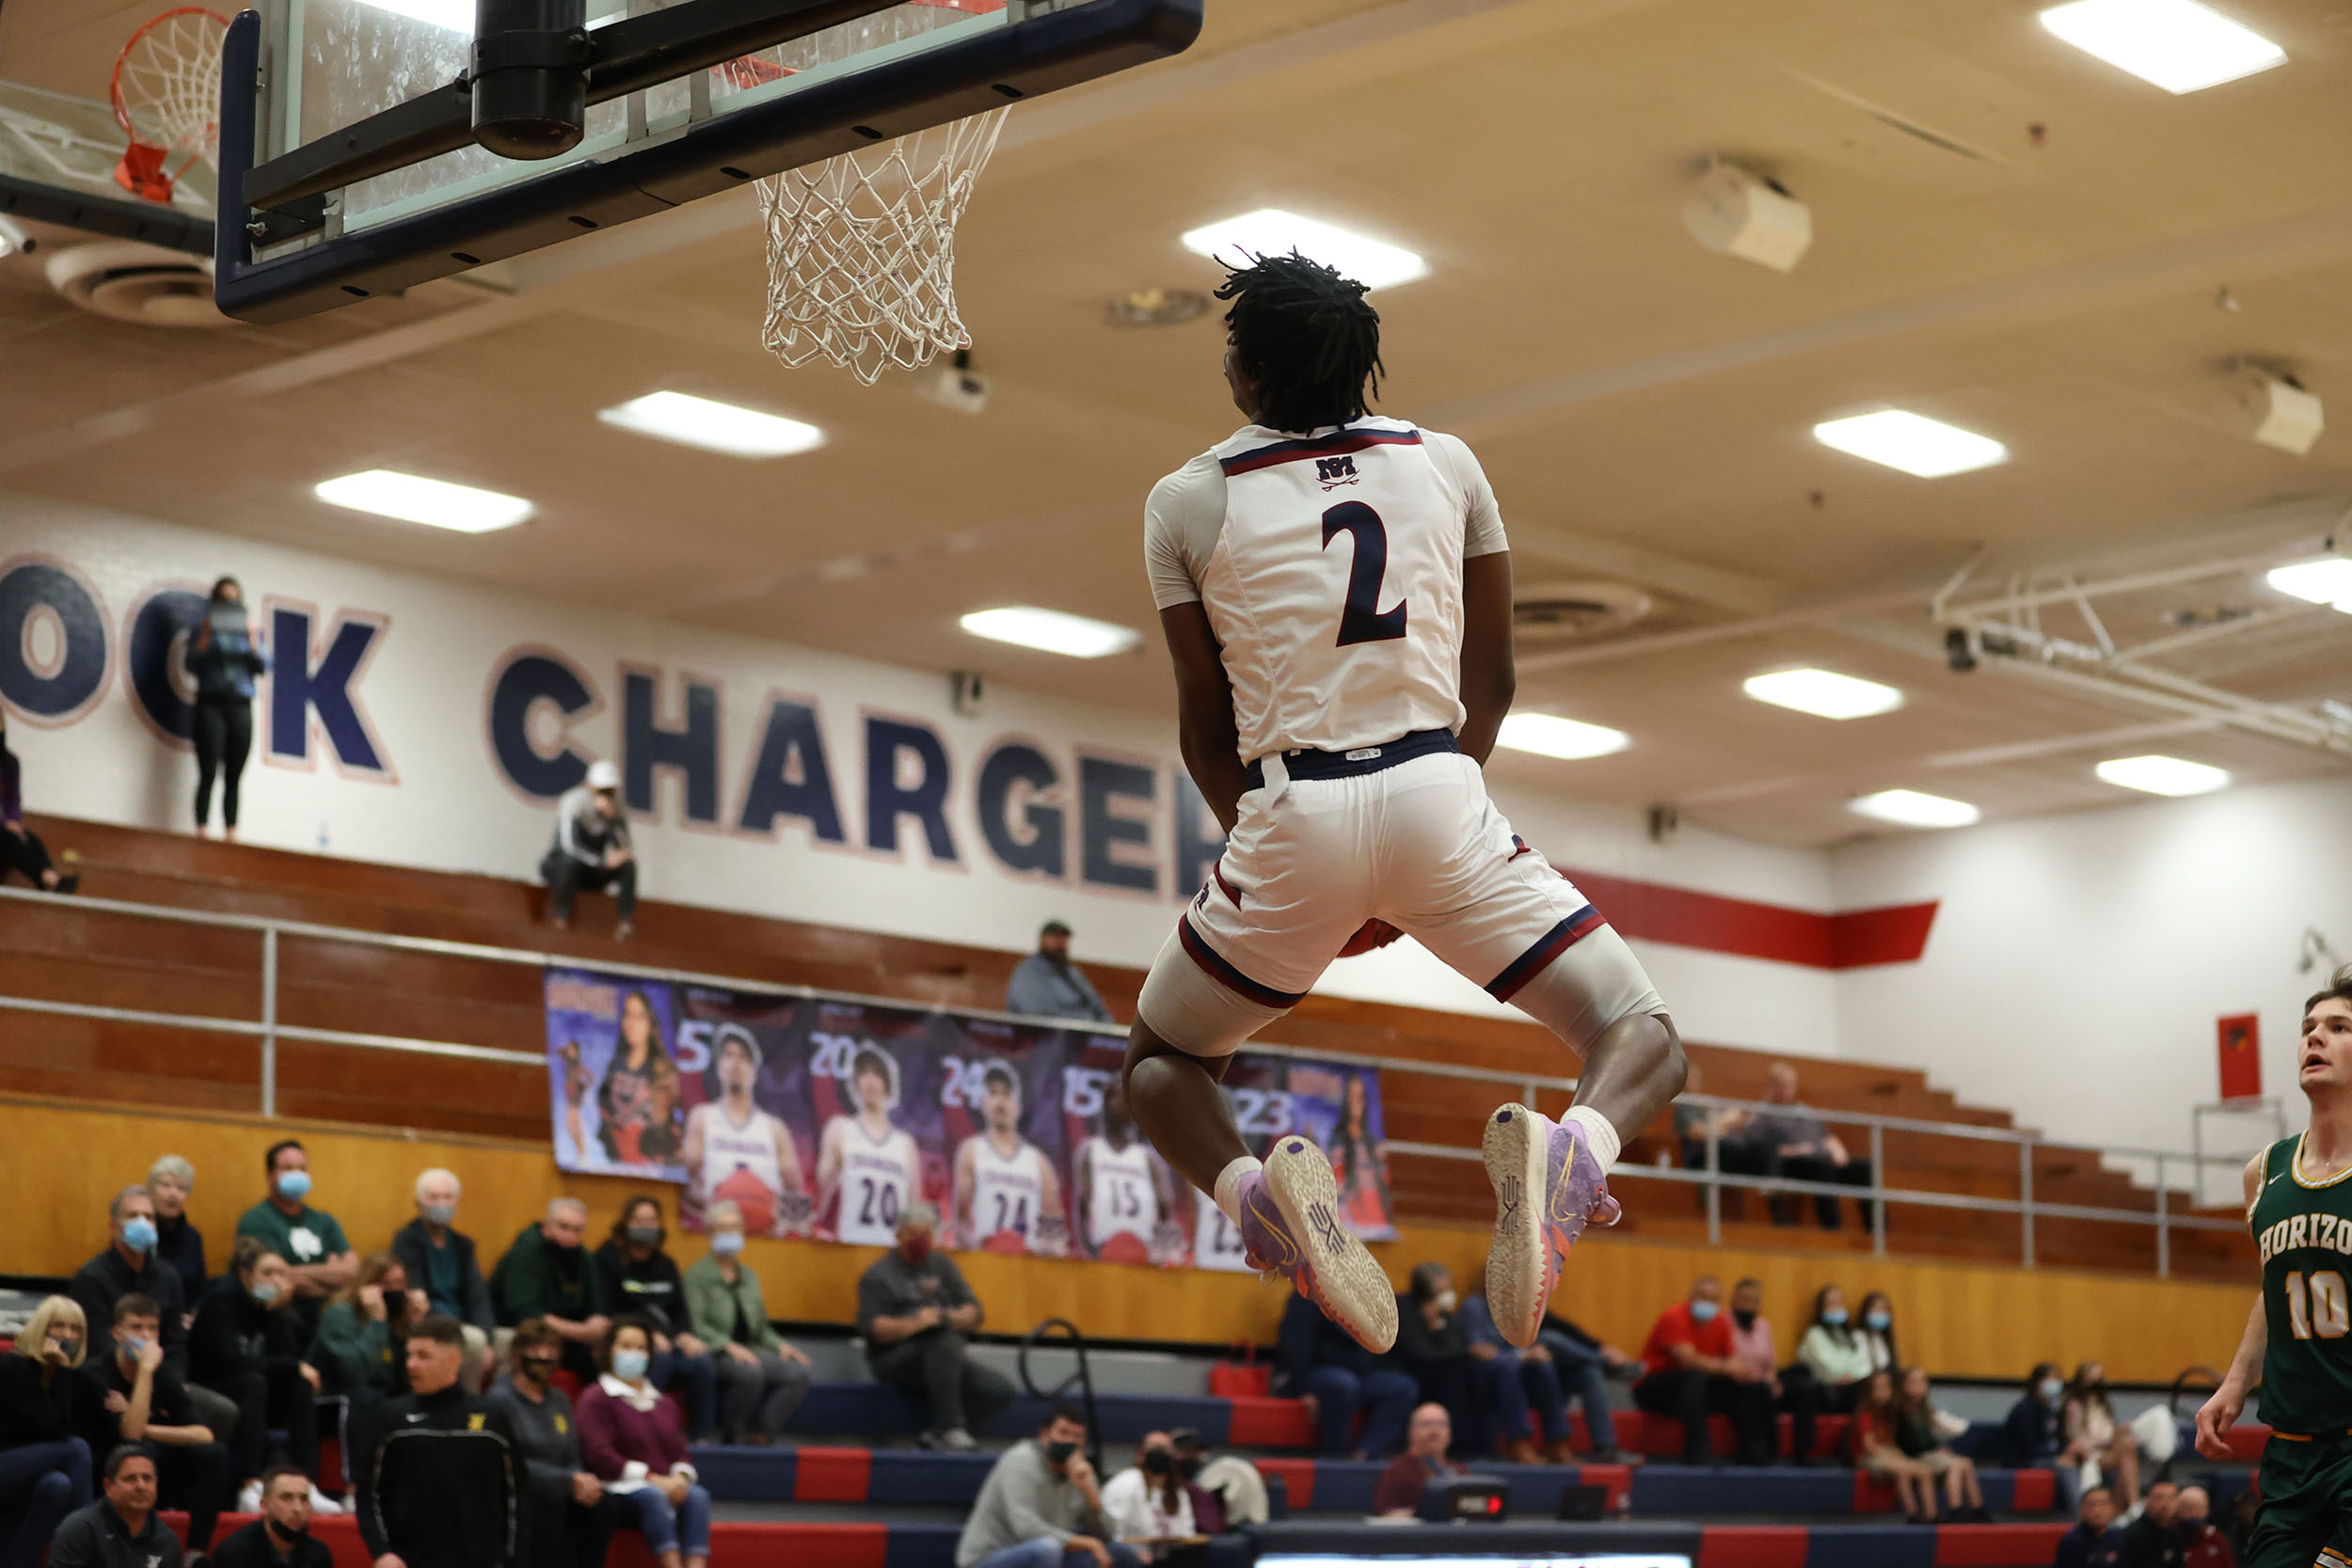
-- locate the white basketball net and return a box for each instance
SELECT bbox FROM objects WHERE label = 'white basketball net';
[114,8,231,173]
[757,106,1009,385]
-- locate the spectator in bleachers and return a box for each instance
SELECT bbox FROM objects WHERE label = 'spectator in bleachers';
[857,1203,1013,1452]
[210,1465,331,1568]
[492,1199,613,1382]
[77,1294,230,1555]
[1534,1310,1638,1465]
[2175,1487,2232,1568]
[1168,1430,1259,1530]
[577,1318,709,1568]
[1674,1063,1738,1169]
[1373,1403,1463,1519]
[2057,1485,2127,1568]
[1393,1264,1480,1458]
[311,1254,427,1412]
[68,1188,190,1386]
[1005,921,1113,1024]
[1459,1275,1565,1464]
[2063,1362,2139,1513]
[390,1169,495,1392]
[956,1403,1136,1568]
[352,1315,524,1568]
[144,1159,205,1310]
[236,1142,358,1334]
[0,1297,96,1568]
[679,1200,809,1445]
[188,577,266,840]
[1632,1275,1772,1466]
[45,1446,179,1568]
[2003,1362,2087,1512]
[487,1319,616,1568]
[595,1197,718,1441]
[1275,1286,1416,1460]
[1726,1278,1822,1465]
[542,761,636,940]
[210,1465,332,1568]
[0,714,79,895]
[1789,1286,1870,1436]
[1722,1063,1874,1229]
[1099,1430,1195,1561]
[190,1238,320,1488]
[1857,1291,1899,1373]
[1895,1367,1988,1522]
[2122,1479,2182,1568]
[1849,1370,1934,1524]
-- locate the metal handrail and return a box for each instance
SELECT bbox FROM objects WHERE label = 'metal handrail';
[0,881,2249,1277]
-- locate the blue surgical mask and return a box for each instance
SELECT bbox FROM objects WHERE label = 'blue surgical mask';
[612,1349,650,1381]
[2040,1377,2065,1402]
[1865,1310,1891,1332]
[121,1217,158,1253]
[711,1231,745,1257]
[1821,1308,1848,1326]
[276,1170,312,1202]
[251,1281,282,1306]
[119,1336,150,1360]
[1690,1300,1719,1323]
[421,1203,455,1227]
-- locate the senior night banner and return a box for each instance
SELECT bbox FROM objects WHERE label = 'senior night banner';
[542,966,1396,1267]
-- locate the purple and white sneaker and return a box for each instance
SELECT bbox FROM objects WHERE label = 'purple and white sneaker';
[1483,1103,1621,1347]
[1237,1136,1399,1354]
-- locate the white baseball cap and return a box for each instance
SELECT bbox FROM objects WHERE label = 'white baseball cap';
[585,760,621,791]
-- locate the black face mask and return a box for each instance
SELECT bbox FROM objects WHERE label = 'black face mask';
[1142,1450,1174,1477]
[265,1517,309,1544]
[520,1358,560,1381]
[1732,1309,1757,1331]
[1043,1440,1079,1465]
[1177,1454,1204,1481]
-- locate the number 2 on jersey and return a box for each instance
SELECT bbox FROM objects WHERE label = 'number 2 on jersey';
[1323,502,1407,646]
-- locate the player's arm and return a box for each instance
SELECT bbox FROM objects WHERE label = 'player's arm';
[1039,1156,1066,1220]
[2196,1152,2271,1458]
[953,1139,978,1235]
[1072,1147,1096,1257]
[771,1122,805,1194]
[1457,551,1516,765]
[1159,603,1248,835]
[680,1105,706,1180]
[815,1118,845,1204]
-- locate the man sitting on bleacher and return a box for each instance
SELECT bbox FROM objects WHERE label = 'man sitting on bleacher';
[1373,1403,1462,1519]
[1276,1286,1417,1460]
[956,1404,1139,1568]
[858,1204,1014,1451]
[211,1466,335,1568]
[1630,1276,1772,1466]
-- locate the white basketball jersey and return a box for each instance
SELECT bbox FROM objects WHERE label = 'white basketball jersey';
[1198,419,1470,761]
[701,1103,787,1203]
[970,1136,1046,1242]
[836,1122,918,1245]
[1081,1136,1157,1250]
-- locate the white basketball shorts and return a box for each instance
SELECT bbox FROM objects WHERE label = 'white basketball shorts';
[1136,735,1667,1058]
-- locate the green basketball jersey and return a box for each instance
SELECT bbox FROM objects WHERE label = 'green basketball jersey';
[2250,1133,2352,1435]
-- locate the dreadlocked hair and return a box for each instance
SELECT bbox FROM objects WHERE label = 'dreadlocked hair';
[1216,251,1384,435]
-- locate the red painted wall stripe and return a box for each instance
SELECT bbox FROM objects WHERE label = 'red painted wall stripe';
[1252,1457,1316,1511]
[1698,1526,1809,1568]
[1935,1523,2069,1567]
[793,1446,874,1503]
[1565,866,1937,970]
[1227,1396,1317,1449]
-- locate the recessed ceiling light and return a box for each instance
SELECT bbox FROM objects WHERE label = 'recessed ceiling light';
[1496,713,1630,760]
[960,607,1141,659]
[2095,753,2232,796]
[597,391,825,459]
[1180,209,1427,291]
[314,469,532,532]
[1743,668,1905,721]
[1812,410,2010,478]
[354,0,471,28]
[2266,556,2352,613]
[2039,0,2285,94]
[1849,789,1981,829]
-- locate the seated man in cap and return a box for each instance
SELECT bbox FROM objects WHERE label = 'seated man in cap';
[543,760,636,940]
[1007,922,1114,1024]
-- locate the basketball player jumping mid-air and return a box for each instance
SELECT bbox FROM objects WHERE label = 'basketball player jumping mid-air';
[2197,973,2352,1568]
[1124,253,1686,1353]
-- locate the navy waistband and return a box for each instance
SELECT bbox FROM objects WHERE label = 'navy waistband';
[1243,729,1459,791]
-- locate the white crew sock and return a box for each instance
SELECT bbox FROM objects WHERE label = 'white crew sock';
[1564,1105,1622,1171]
[1214,1155,1265,1225]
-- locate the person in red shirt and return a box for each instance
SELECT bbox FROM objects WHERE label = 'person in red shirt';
[1631,1275,1773,1465]
[1373,1403,1463,1517]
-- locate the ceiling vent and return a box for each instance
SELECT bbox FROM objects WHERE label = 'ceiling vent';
[1512,580,1654,646]
[44,242,231,328]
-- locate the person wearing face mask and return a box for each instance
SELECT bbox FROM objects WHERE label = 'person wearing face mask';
[595,1198,718,1442]
[575,1320,707,1568]
[144,1158,207,1310]
[77,1295,230,1555]
[2062,1362,2138,1514]
[389,1170,495,1392]
[0,1296,97,1568]
[2002,1361,2090,1512]
[1392,1264,1482,1458]
[1632,1275,1773,1466]
[678,1201,808,1445]
[185,576,268,839]
[0,713,77,894]
[1006,921,1114,1024]
[190,1238,322,1491]
[957,1405,1137,1568]
[312,1255,430,1412]
[857,1204,1015,1451]
[1792,1286,1872,1414]
[235,1142,358,1337]
[1724,1278,1821,1465]
[491,1199,613,1383]
[353,1316,525,1568]
[486,1321,617,1568]
[1854,1292,1899,1372]
[211,1466,335,1568]
[68,1188,193,1392]
[1098,1431,1199,1565]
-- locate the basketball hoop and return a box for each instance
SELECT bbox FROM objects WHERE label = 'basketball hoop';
[754,0,1009,385]
[110,8,231,204]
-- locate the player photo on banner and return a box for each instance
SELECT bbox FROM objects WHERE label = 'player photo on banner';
[673,989,815,1238]
[1181,1056,1399,1272]
[544,970,691,1182]
[1062,1037,1186,1266]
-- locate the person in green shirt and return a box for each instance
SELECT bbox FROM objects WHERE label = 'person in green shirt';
[490,1199,611,1379]
[680,1201,810,1444]
[234,1142,356,1334]
[310,1255,426,1414]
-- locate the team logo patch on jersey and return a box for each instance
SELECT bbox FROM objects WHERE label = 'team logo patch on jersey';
[1315,454,1359,489]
